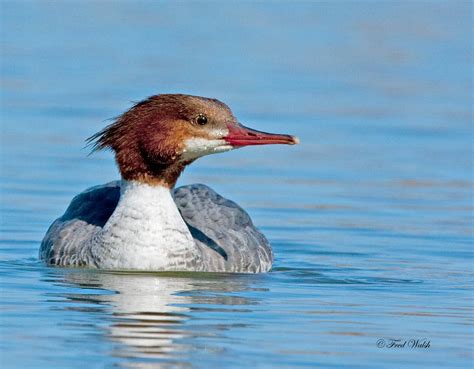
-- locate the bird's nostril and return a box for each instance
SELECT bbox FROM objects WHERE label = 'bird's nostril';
[247,132,257,137]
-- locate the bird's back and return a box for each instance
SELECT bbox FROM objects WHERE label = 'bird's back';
[173,184,273,272]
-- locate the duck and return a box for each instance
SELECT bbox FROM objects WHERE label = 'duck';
[40,94,298,273]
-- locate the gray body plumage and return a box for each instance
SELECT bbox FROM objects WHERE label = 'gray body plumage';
[39,182,273,273]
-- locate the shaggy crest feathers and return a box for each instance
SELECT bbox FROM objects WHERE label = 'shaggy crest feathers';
[88,95,181,152]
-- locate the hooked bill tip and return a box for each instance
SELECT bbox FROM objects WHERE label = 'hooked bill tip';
[290,135,300,145]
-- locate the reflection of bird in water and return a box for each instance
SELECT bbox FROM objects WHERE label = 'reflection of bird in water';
[65,271,192,365]
[61,271,259,368]
[40,94,298,273]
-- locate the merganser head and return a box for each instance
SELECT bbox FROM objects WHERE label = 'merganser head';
[88,94,299,188]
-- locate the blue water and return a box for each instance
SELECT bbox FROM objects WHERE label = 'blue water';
[1,2,472,368]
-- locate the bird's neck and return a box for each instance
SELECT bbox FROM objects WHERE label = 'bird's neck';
[116,147,192,188]
[91,180,199,270]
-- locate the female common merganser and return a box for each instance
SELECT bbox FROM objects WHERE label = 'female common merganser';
[40,94,298,273]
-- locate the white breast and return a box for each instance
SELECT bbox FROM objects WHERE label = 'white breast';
[90,180,201,271]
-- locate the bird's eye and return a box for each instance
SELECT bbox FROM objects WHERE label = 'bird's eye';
[196,114,208,125]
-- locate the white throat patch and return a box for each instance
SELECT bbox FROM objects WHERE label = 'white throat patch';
[180,131,233,161]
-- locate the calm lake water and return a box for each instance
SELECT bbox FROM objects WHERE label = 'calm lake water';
[1,2,473,368]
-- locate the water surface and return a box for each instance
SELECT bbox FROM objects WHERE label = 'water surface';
[1,2,472,368]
